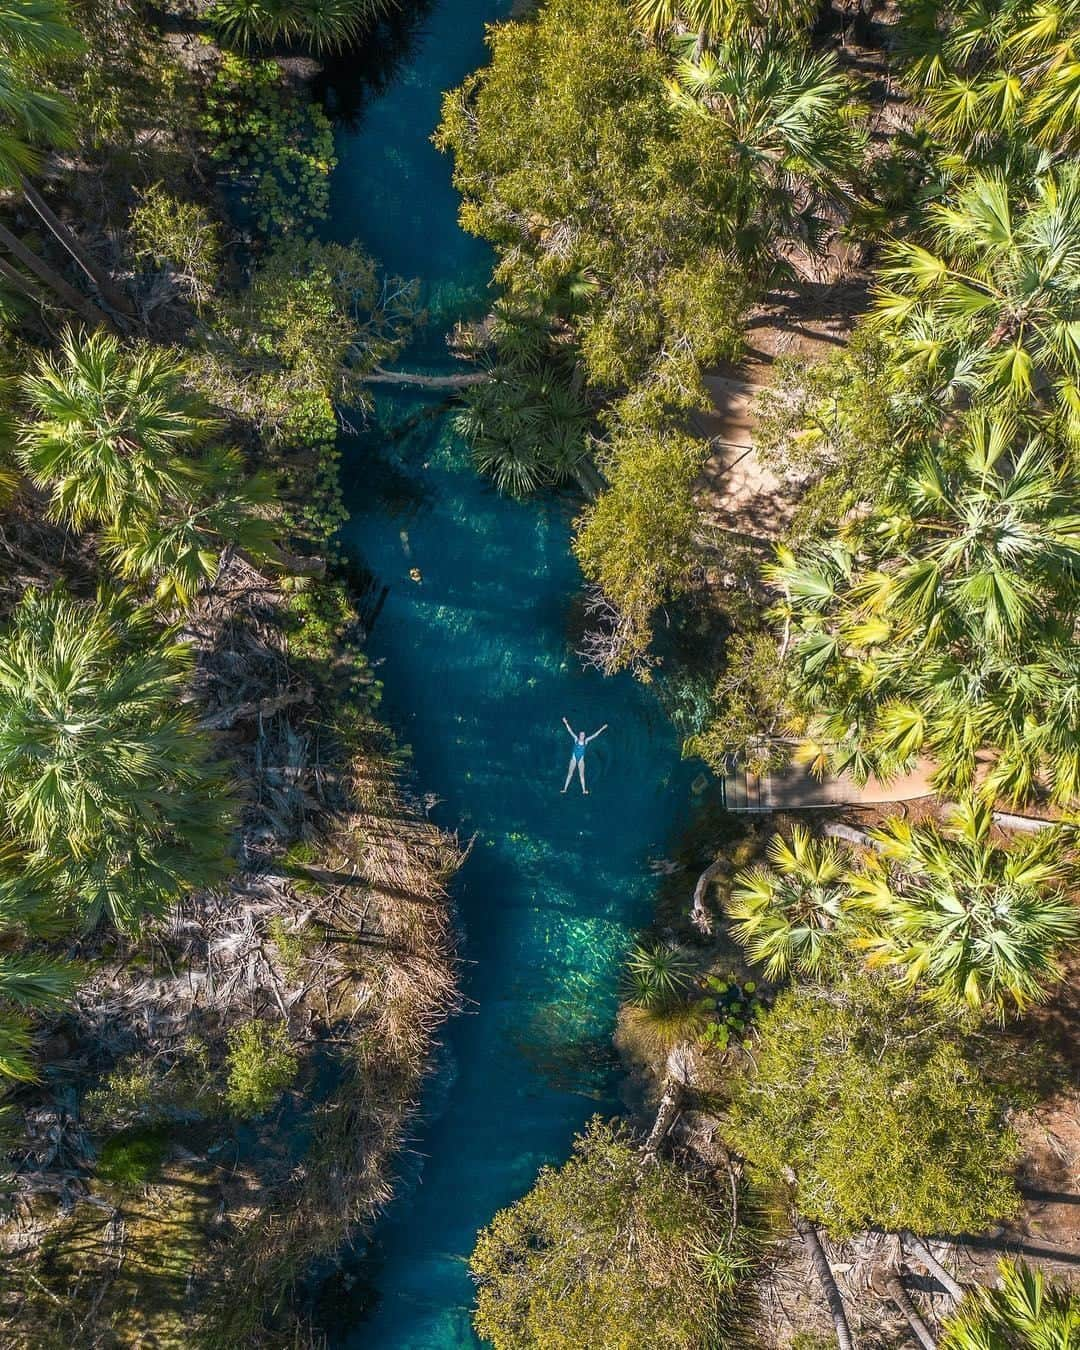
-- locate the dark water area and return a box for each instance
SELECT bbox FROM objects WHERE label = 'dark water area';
[322,3,707,1343]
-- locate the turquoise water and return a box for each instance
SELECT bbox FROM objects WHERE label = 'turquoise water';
[328,5,703,1344]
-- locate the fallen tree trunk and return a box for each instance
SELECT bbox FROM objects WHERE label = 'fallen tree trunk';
[690,855,725,932]
[794,1216,856,1350]
[643,1076,683,1158]
[360,365,488,389]
[901,1232,967,1303]
[199,685,314,731]
[884,1269,937,1350]
[781,1170,856,1350]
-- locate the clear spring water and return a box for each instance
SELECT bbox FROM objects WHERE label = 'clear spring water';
[328,3,704,1342]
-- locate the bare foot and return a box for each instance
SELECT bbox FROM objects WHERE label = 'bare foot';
[583,789,589,795]
[561,787,567,794]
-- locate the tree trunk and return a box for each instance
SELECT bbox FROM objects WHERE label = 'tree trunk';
[691,855,725,932]
[781,1179,856,1350]
[901,1232,967,1304]
[19,176,135,319]
[360,365,488,389]
[643,1076,683,1158]
[0,253,47,305]
[884,1270,937,1350]
[823,822,874,849]
[0,219,111,330]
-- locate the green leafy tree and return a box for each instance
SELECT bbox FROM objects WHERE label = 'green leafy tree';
[850,800,1080,1019]
[767,411,1080,806]
[0,587,233,931]
[224,1020,297,1117]
[726,826,848,979]
[874,166,1080,442]
[471,1117,748,1349]
[574,424,708,673]
[941,1259,1080,1349]
[435,0,750,404]
[726,971,1022,1237]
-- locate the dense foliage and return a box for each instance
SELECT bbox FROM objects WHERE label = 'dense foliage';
[726,971,1022,1237]
[471,1117,750,1349]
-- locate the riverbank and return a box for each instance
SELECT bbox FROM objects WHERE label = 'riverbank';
[0,6,470,1344]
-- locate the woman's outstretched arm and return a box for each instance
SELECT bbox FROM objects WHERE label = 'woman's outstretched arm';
[586,723,609,742]
[562,717,575,737]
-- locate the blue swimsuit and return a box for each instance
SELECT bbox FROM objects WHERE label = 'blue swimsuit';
[572,741,586,761]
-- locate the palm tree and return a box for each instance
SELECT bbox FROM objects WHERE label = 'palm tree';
[209,0,394,53]
[0,949,77,1081]
[0,0,129,324]
[848,800,1080,1019]
[633,0,819,43]
[726,826,849,978]
[17,329,215,529]
[102,454,280,607]
[0,587,233,932]
[897,0,1080,157]
[940,1259,1080,1348]
[873,166,1080,442]
[766,414,1080,807]
[668,40,867,278]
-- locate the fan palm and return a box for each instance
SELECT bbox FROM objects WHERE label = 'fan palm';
[208,0,393,53]
[102,453,280,607]
[0,950,76,1080]
[633,0,819,42]
[726,826,849,978]
[941,1259,1080,1348]
[0,587,233,931]
[668,41,867,277]
[17,329,214,529]
[897,0,1080,156]
[767,414,1080,807]
[849,799,1080,1018]
[0,0,131,325]
[873,166,1080,441]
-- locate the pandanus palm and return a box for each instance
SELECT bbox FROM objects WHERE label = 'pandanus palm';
[726,826,848,978]
[850,800,1080,1018]
[941,1258,1080,1348]
[668,42,866,278]
[0,587,233,931]
[874,166,1080,441]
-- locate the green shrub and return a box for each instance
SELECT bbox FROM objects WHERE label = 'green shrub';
[224,1020,298,1117]
[96,1126,170,1187]
[129,185,222,310]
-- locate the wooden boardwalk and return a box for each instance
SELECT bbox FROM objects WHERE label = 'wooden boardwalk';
[719,756,936,813]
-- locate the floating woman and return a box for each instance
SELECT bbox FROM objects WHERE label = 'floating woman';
[561,717,608,795]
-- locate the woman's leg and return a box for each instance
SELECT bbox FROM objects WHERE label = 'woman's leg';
[562,757,576,792]
[578,758,588,793]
